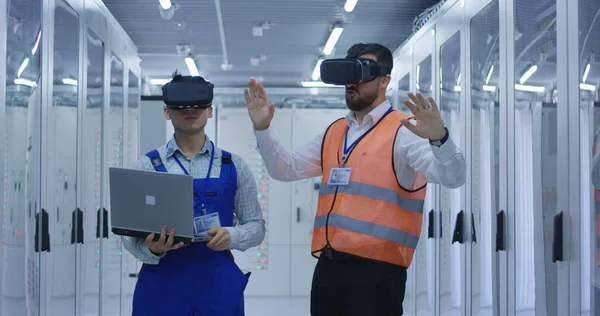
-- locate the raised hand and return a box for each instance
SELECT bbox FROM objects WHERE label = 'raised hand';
[145,225,185,256]
[401,92,447,141]
[245,78,275,131]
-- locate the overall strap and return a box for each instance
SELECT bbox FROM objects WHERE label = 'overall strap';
[145,149,168,173]
[219,150,236,180]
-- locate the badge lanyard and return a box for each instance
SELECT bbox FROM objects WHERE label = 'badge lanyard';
[172,141,215,214]
[341,106,393,166]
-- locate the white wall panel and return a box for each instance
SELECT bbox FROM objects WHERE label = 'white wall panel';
[218,107,293,296]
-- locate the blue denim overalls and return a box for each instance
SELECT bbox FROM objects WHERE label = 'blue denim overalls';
[131,141,249,315]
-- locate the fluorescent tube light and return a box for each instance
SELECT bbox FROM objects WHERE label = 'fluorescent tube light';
[519,65,537,84]
[344,0,358,12]
[515,84,544,93]
[62,78,78,86]
[323,26,343,56]
[312,59,324,81]
[301,81,343,88]
[454,86,461,92]
[461,0,465,8]
[18,58,29,78]
[456,72,461,85]
[583,63,591,83]
[151,78,171,85]
[483,85,496,92]
[580,83,596,91]
[14,78,36,87]
[159,0,171,10]
[486,65,494,85]
[32,31,41,55]
[184,56,200,76]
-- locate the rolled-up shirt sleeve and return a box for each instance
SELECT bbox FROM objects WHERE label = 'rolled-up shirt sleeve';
[395,127,467,189]
[254,127,323,182]
[224,156,266,251]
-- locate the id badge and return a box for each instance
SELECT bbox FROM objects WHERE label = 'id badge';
[328,167,352,185]
[193,212,221,237]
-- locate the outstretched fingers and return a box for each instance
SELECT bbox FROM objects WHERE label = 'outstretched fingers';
[427,96,439,112]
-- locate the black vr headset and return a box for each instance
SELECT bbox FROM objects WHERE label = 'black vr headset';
[319,45,392,86]
[162,75,214,109]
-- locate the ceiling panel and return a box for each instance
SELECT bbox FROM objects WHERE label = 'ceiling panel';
[102,0,440,89]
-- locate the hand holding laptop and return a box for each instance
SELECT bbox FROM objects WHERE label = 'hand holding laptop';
[145,225,186,256]
[206,227,230,251]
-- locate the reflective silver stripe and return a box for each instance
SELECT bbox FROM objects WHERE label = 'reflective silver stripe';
[314,213,420,249]
[319,181,424,213]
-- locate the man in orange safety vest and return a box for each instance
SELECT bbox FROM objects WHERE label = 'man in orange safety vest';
[245,43,466,315]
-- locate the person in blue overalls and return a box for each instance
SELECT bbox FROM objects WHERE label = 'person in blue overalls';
[122,74,266,316]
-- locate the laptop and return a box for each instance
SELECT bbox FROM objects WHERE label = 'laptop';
[109,167,210,244]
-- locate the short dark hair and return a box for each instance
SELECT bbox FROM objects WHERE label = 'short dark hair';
[346,43,393,70]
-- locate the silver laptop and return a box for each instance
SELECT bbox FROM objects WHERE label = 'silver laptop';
[109,167,209,244]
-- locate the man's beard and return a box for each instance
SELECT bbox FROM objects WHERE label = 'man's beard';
[345,89,377,111]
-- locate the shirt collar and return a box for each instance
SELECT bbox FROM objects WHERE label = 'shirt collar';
[344,99,392,127]
[165,134,214,159]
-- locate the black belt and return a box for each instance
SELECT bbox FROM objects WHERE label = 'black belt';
[321,247,357,261]
[320,247,409,270]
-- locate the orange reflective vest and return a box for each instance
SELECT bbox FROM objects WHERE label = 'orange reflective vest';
[311,110,427,268]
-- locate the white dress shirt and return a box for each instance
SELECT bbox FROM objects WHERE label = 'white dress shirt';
[254,99,466,189]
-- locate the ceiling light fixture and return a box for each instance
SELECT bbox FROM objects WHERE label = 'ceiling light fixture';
[62,78,78,86]
[580,83,596,91]
[519,64,537,84]
[17,58,29,78]
[32,31,41,55]
[486,65,494,85]
[515,84,544,93]
[14,78,36,87]
[312,59,324,81]
[344,0,358,12]
[583,62,591,83]
[323,25,344,56]
[159,0,171,10]
[184,55,200,76]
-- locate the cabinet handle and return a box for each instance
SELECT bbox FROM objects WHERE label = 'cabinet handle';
[451,210,464,244]
[35,208,51,252]
[439,210,443,239]
[427,209,434,239]
[471,212,477,244]
[96,208,109,239]
[296,207,300,223]
[71,207,84,244]
[552,211,564,262]
[496,210,506,251]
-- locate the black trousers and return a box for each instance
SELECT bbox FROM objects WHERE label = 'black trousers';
[310,249,408,316]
